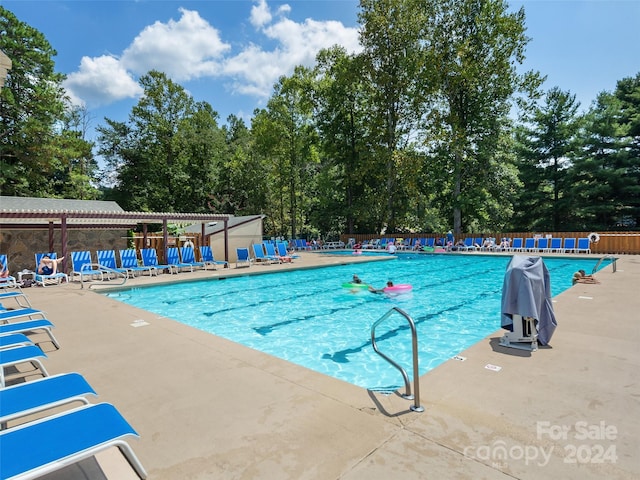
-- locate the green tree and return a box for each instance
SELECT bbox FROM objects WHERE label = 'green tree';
[0,7,71,196]
[358,0,433,233]
[570,74,640,230]
[214,114,268,215]
[98,71,224,212]
[425,0,540,235]
[514,87,583,231]
[313,46,370,235]
[252,68,319,239]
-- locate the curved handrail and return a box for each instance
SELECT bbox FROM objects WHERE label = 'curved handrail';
[80,264,127,289]
[371,307,424,413]
[592,255,617,275]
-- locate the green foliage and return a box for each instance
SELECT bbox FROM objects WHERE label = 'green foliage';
[514,87,583,231]
[4,4,638,238]
[0,7,97,198]
[569,75,640,230]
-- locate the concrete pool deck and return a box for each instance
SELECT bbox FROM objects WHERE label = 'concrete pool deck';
[5,251,639,479]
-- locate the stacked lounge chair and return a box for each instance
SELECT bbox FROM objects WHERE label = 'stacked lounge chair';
[0,289,147,479]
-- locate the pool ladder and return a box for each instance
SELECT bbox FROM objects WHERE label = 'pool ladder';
[592,255,617,275]
[371,307,424,413]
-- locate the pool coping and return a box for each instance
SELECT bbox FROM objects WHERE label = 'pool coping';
[10,251,640,479]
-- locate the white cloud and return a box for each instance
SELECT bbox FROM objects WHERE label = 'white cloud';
[223,2,361,99]
[250,0,273,28]
[63,55,142,107]
[62,1,360,109]
[121,8,230,81]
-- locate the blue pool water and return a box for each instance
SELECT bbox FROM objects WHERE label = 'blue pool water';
[104,254,601,390]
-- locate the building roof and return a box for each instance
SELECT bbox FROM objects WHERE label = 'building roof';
[0,196,230,228]
[183,214,264,235]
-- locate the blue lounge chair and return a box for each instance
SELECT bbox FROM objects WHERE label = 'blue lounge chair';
[549,237,563,253]
[0,319,59,349]
[252,244,276,264]
[140,248,176,274]
[563,237,576,253]
[70,250,106,283]
[0,290,32,308]
[119,249,157,276]
[263,243,286,262]
[536,238,549,253]
[0,344,49,386]
[463,238,476,250]
[0,372,97,425]
[97,249,134,278]
[0,333,33,349]
[34,253,69,287]
[199,246,229,270]
[179,246,205,270]
[166,247,194,273]
[576,238,591,254]
[277,242,298,260]
[523,238,536,252]
[0,254,18,288]
[0,402,148,479]
[236,247,252,268]
[0,307,46,322]
[509,238,523,252]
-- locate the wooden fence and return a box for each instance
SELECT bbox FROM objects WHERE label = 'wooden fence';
[339,231,640,255]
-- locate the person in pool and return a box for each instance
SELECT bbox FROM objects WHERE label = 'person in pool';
[352,274,363,284]
[572,269,599,285]
[369,281,394,294]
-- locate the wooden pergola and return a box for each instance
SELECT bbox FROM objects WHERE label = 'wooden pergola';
[0,209,232,268]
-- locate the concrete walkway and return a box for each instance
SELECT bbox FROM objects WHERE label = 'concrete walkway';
[4,252,639,479]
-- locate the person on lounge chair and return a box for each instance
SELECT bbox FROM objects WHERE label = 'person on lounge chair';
[0,260,9,278]
[38,254,64,275]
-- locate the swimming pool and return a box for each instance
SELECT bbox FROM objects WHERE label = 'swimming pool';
[104,254,601,390]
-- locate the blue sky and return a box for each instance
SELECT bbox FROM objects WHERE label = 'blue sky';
[2,0,639,138]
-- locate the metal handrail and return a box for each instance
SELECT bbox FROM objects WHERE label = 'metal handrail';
[592,255,617,275]
[80,264,127,289]
[371,307,424,413]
